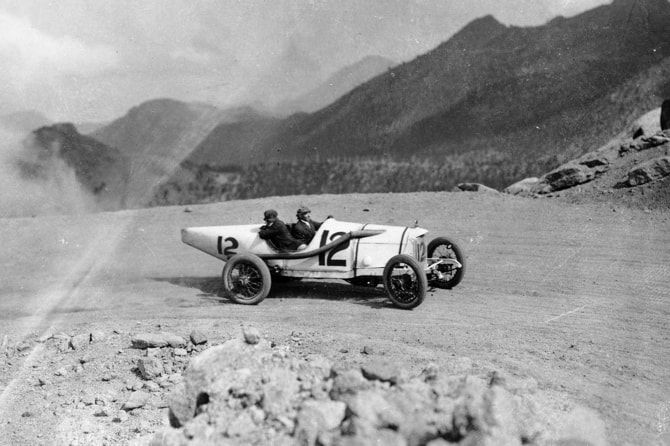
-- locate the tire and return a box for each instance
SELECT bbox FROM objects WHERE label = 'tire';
[221,254,271,305]
[382,254,427,309]
[427,237,465,289]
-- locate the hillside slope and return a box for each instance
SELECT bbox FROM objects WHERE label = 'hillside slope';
[238,0,670,168]
[275,55,397,115]
[91,99,236,207]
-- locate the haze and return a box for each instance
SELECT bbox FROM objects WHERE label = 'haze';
[0,0,609,123]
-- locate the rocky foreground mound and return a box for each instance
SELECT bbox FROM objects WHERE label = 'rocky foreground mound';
[151,329,605,446]
[2,326,607,446]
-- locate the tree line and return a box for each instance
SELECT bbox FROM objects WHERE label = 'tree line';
[148,152,559,207]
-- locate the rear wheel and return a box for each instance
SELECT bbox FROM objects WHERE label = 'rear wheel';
[427,237,465,289]
[383,254,427,309]
[221,254,271,305]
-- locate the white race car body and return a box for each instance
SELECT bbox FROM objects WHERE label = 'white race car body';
[182,219,429,279]
[181,218,463,309]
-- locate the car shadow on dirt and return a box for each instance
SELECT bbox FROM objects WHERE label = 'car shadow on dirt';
[154,276,397,309]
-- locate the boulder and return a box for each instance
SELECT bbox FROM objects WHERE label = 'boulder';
[533,164,596,194]
[453,183,498,193]
[361,360,405,385]
[131,332,186,349]
[627,107,661,137]
[300,400,346,431]
[620,130,670,155]
[189,330,207,346]
[70,333,90,350]
[138,357,165,380]
[504,177,539,195]
[243,326,261,345]
[167,338,273,427]
[662,99,670,130]
[122,391,150,411]
[626,156,670,186]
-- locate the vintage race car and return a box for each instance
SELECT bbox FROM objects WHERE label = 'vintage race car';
[181,218,465,309]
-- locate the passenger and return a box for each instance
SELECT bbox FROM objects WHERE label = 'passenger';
[291,206,323,245]
[259,209,306,251]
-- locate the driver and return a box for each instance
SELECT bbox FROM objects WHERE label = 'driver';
[291,206,324,245]
[259,209,306,251]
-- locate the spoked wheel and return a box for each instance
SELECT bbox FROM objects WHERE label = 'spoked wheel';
[382,254,427,309]
[221,254,271,305]
[427,237,465,289]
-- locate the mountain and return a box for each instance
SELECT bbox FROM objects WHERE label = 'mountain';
[91,99,250,207]
[145,0,670,205]
[22,123,130,210]
[276,55,397,115]
[236,0,670,170]
[1,110,52,134]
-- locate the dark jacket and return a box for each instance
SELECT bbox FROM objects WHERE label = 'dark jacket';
[291,219,322,244]
[259,219,303,251]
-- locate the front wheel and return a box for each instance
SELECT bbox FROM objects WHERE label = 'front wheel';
[427,237,465,289]
[383,254,427,309]
[221,254,271,305]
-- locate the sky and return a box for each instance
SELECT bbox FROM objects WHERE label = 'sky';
[0,0,611,123]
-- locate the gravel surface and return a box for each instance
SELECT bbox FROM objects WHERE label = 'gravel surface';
[1,192,669,445]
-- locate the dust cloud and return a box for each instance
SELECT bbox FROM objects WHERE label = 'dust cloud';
[0,126,98,218]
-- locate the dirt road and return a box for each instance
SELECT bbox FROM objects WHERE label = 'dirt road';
[1,192,669,445]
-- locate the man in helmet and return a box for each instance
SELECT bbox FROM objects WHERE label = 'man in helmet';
[259,209,306,251]
[291,206,324,245]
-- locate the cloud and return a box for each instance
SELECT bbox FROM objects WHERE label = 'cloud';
[0,11,118,76]
[0,11,119,115]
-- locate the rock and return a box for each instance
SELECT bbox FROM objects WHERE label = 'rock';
[346,389,403,431]
[164,333,187,348]
[55,367,68,377]
[173,348,188,356]
[70,333,90,350]
[662,99,670,130]
[37,333,53,343]
[189,330,207,346]
[620,131,670,155]
[453,183,498,193]
[295,406,325,446]
[168,338,272,427]
[138,357,164,380]
[303,354,333,379]
[301,399,346,431]
[15,342,31,352]
[340,428,408,446]
[94,408,109,417]
[90,330,106,343]
[261,368,301,417]
[226,412,256,437]
[132,333,170,349]
[533,164,596,194]
[243,326,261,345]
[113,410,130,423]
[122,391,150,411]
[555,406,608,446]
[144,381,161,393]
[131,332,186,349]
[330,369,371,398]
[451,377,523,445]
[361,360,404,385]
[626,156,670,186]
[504,177,539,195]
